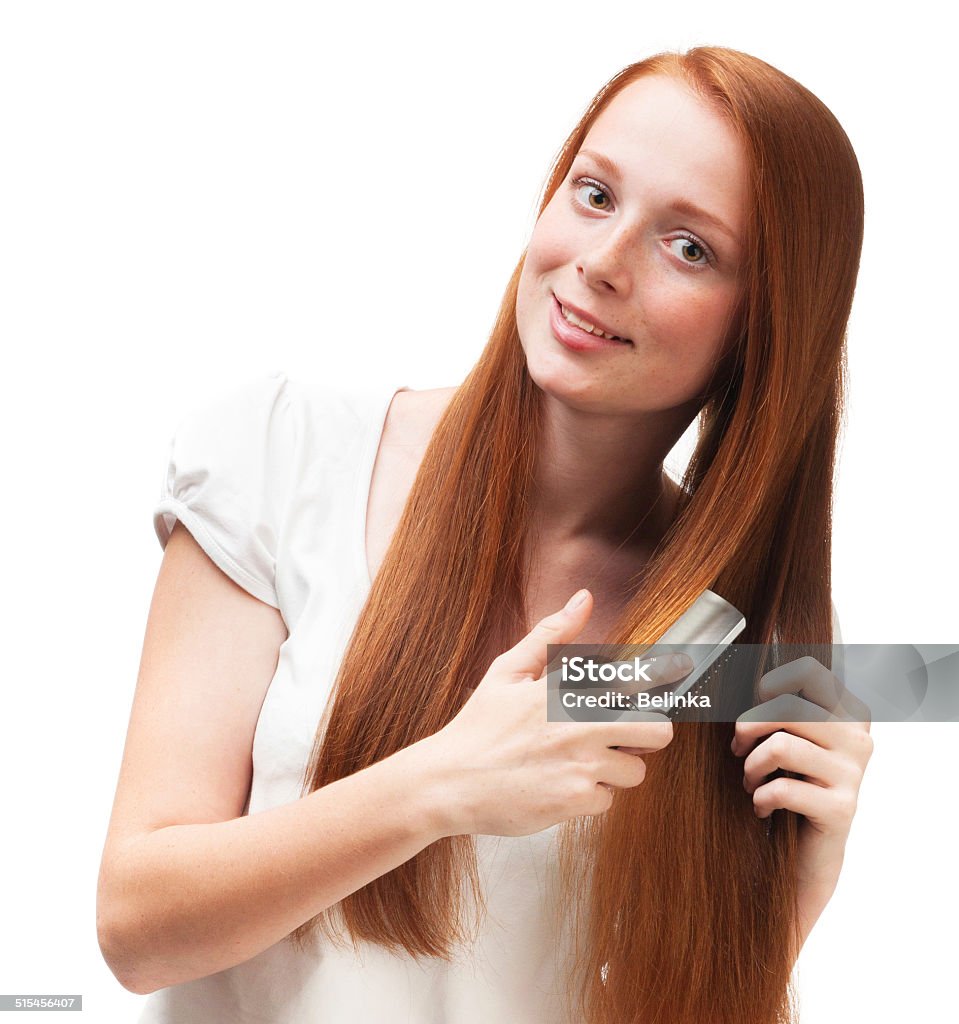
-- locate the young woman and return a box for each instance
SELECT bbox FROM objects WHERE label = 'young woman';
[98,46,873,1024]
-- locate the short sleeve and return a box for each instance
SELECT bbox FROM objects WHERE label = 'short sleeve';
[152,371,297,610]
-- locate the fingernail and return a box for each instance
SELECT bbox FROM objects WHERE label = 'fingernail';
[565,589,589,611]
[670,653,694,672]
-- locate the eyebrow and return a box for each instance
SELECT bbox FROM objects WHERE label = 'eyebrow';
[576,147,740,246]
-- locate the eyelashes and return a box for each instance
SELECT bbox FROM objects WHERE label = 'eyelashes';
[568,174,718,270]
[665,236,713,268]
[571,176,614,213]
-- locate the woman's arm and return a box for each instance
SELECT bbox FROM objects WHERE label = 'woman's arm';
[98,738,449,994]
[731,657,874,956]
[96,523,450,994]
[98,529,675,994]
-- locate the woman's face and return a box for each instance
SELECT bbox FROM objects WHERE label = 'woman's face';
[516,73,749,417]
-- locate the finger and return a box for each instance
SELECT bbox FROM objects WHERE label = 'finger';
[738,693,836,726]
[597,748,649,788]
[732,696,861,755]
[835,686,873,727]
[497,589,593,683]
[741,731,852,793]
[603,712,674,753]
[751,775,857,832]
[757,657,845,713]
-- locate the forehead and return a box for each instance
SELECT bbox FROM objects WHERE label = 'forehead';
[580,75,748,228]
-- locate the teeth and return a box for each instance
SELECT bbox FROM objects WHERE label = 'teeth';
[560,304,625,342]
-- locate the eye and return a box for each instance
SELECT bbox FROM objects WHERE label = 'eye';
[665,233,716,269]
[570,176,612,212]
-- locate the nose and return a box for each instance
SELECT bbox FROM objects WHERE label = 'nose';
[576,225,636,296]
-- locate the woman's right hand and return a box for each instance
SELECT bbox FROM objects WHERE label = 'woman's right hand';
[417,588,687,838]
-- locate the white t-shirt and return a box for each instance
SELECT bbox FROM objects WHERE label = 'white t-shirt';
[140,371,576,1024]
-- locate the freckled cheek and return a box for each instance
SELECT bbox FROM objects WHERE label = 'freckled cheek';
[639,283,735,357]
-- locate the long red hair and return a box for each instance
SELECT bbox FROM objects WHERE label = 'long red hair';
[292,46,863,1023]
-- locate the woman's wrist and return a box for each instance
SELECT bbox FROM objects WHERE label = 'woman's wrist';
[387,733,465,843]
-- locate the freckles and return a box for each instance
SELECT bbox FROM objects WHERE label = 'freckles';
[645,289,731,353]
[630,286,735,403]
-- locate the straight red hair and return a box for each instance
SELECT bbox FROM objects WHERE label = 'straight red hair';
[292,46,863,1023]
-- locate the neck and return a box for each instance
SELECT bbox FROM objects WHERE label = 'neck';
[528,389,698,551]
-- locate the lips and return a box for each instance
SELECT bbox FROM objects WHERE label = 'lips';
[553,293,631,343]
[548,294,632,354]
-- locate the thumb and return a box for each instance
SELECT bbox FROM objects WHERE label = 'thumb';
[498,588,593,683]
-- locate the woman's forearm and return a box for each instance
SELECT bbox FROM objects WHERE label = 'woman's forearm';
[795,878,838,956]
[96,740,451,995]
[794,838,846,956]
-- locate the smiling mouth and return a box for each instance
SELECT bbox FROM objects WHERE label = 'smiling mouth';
[554,295,631,343]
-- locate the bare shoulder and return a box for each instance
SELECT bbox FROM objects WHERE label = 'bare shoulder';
[384,385,458,448]
[365,386,459,580]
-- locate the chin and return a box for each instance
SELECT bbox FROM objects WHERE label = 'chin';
[521,348,615,411]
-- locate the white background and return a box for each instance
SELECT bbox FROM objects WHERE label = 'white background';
[1,2,955,1021]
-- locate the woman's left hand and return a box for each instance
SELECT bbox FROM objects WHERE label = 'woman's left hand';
[731,656,873,948]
